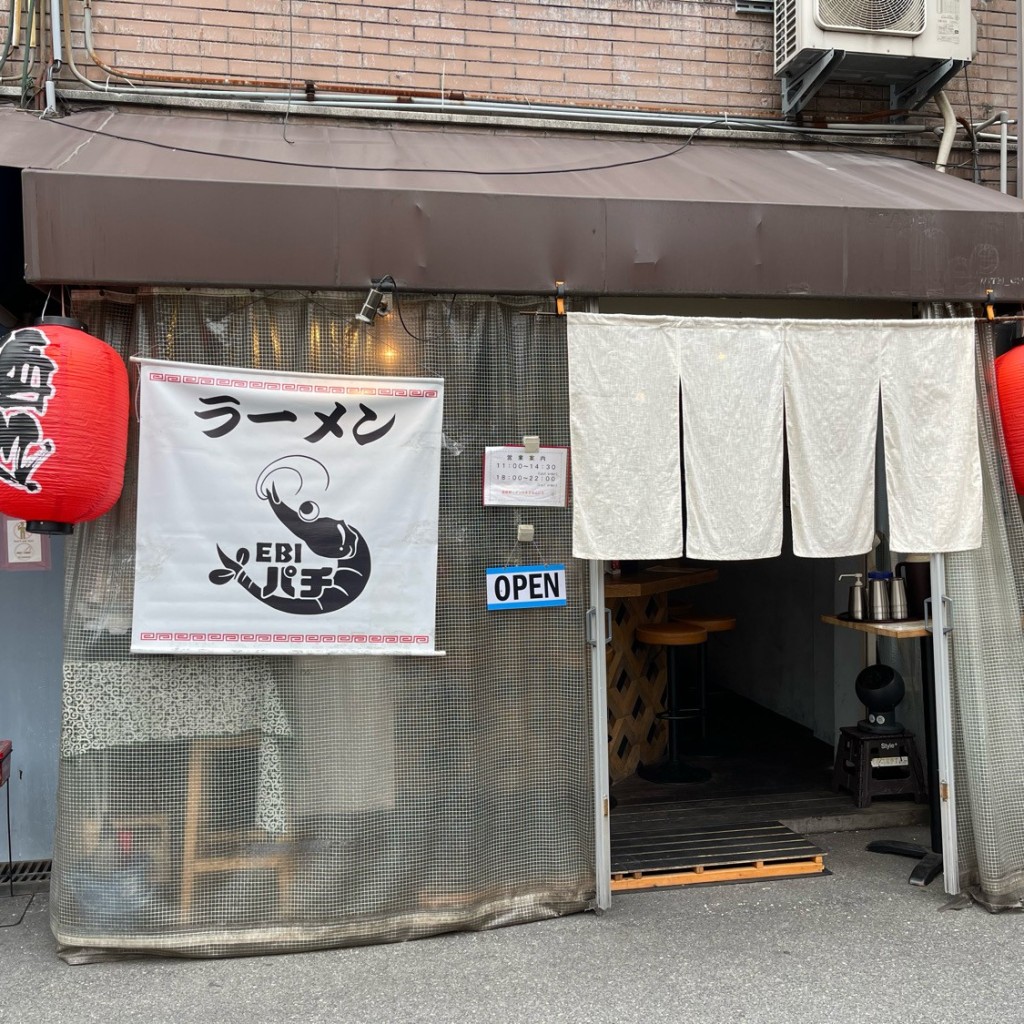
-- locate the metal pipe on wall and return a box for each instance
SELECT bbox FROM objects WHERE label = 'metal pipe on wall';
[3,0,37,85]
[1001,112,1009,195]
[47,0,59,62]
[40,0,60,112]
[18,0,34,100]
[70,1,936,139]
[967,110,1012,191]
[934,91,957,173]
[0,0,18,74]
[75,0,930,129]
[43,0,997,164]
[1019,1,1024,198]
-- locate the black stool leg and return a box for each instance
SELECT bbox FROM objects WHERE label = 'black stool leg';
[638,646,711,785]
[698,643,708,740]
[687,641,727,756]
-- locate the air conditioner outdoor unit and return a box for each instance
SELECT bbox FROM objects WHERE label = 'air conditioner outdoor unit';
[774,0,974,114]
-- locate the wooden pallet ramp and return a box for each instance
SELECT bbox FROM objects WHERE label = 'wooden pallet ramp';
[610,819,826,892]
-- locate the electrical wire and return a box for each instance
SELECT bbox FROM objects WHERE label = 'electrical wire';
[963,66,980,184]
[357,276,460,347]
[6,106,727,176]
[374,275,430,344]
[4,102,960,178]
[0,891,34,928]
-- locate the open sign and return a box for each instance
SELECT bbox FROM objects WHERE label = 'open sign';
[486,564,567,610]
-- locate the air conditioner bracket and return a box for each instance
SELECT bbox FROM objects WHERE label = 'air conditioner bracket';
[780,49,845,118]
[890,58,967,120]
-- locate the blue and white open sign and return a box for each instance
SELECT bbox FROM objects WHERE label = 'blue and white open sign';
[486,564,567,610]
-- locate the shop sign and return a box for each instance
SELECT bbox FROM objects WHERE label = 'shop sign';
[486,564,567,610]
[0,515,50,570]
[132,359,444,656]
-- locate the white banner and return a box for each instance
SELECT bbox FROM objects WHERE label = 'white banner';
[132,359,444,655]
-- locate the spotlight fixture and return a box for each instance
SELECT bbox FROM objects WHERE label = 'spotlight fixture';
[355,277,392,324]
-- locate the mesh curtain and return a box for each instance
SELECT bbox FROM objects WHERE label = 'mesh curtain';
[944,317,1024,910]
[53,289,595,957]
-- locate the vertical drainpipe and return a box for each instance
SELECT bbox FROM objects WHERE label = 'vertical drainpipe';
[43,0,62,114]
[1018,3,1023,198]
[1000,113,1009,195]
[50,0,61,61]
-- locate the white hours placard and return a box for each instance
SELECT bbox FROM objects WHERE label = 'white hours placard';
[482,446,569,507]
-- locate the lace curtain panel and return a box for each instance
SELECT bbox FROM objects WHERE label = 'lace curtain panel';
[54,289,595,957]
[946,320,1024,910]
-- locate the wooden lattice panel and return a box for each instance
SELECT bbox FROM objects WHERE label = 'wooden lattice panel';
[606,594,668,782]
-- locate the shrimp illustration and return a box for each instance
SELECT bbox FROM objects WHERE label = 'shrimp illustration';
[209,456,371,614]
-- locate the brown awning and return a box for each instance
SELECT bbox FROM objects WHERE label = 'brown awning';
[3,105,1024,300]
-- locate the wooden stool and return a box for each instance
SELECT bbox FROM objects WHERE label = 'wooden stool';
[831,726,927,808]
[180,734,294,921]
[633,622,711,784]
[674,613,736,633]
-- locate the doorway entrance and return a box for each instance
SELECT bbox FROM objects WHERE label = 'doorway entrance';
[602,552,931,892]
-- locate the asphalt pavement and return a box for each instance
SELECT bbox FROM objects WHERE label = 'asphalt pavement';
[1,826,1020,1024]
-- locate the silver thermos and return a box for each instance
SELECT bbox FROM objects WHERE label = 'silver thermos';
[839,573,866,621]
[889,574,909,621]
[867,571,892,622]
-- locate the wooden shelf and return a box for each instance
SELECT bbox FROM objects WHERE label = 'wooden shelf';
[605,567,718,598]
[820,614,929,639]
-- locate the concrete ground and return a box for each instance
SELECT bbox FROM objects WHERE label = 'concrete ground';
[1,826,1020,1024]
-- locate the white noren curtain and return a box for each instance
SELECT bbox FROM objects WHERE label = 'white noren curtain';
[567,314,980,561]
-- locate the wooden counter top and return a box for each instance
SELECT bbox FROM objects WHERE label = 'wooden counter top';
[820,613,929,639]
[605,566,718,598]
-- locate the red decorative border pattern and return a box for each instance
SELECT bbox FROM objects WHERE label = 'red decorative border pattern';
[137,631,431,644]
[147,372,438,399]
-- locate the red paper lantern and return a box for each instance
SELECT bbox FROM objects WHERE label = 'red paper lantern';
[0,316,129,534]
[996,344,1024,495]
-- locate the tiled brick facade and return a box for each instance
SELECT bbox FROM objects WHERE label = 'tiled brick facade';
[0,1,1014,191]
[29,1,1016,125]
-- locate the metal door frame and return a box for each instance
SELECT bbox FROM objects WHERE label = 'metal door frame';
[588,558,612,909]
[929,552,960,893]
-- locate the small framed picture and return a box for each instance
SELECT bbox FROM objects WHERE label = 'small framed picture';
[0,515,52,571]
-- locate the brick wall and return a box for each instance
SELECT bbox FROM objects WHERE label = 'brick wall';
[13,1,1011,126]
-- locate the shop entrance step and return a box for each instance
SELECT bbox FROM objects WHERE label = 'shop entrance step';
[610,818,826,891]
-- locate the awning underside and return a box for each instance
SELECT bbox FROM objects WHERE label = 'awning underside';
[2,105,1023,299]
